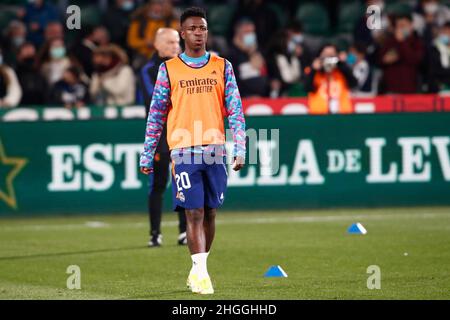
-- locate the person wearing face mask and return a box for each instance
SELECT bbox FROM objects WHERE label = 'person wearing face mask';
[0,48,23,108]
[1,20,27,68]
[304,44,358,114]
[71,26,111,78]
[347,43,375,96]
[379,14,425,94]
[267,21,313,97]
[127,0,178,70]
[89,44,135,106]
[15,42,48,105]
[228,19,269,97]
[104,0,134,48]
[20,0,60,48]
[38,38,72,86]
[428,22,450,93]
[413,0,450,42]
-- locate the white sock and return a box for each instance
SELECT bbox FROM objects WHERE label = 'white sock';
[191,253,209,278]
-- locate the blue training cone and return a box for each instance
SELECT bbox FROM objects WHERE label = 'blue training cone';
[348,222,367,235]
[264,265,288,278]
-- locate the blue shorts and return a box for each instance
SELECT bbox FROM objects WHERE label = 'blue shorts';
[171,153,228,211]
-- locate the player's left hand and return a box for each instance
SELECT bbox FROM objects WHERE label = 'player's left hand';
[232,156,245,171]
[140,167,153,175]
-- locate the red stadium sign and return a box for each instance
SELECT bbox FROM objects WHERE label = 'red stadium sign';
[242,95,450,115]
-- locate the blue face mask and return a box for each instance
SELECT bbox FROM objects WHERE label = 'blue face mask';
[243,32,257,48]
[121,0,134,11]
[50,47,66,59]
[347,53,357,66]
[439,34,450,46]
[402,28,411,39]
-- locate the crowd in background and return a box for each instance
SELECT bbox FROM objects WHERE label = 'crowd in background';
[0,0,449,108]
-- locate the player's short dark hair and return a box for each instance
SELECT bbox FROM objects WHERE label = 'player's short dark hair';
[180,7,207,25]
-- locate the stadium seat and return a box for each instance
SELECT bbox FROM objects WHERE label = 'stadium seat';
[385,1,413,15]
[80,5,102,27]
[338,0,364,33]
[0,9,16,31]
[207,4,236,37]
[295,2,330,36]
[267,2,287,28]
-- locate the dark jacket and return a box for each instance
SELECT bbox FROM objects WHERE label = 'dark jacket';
[428,45,450,93]
[378,34,425,94]
[48,80,89,106]
[139,53,169,153]
[16,59,48,105]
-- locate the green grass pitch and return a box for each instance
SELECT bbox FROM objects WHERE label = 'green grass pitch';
[1,207,450,300]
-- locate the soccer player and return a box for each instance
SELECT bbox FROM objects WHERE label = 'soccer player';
[140,7,246,295]
[139,28,187,247]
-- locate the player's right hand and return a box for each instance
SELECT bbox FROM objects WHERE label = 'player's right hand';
[140,167,153,175]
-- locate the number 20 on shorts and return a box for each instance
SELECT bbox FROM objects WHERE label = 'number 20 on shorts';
[175,172,191,191]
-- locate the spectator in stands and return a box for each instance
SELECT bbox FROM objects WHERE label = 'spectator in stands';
[347,42,374,96]
[0,48,22,108]
[304,44,357,114]
[353,0,391,65]
[127,0,178,70]
[72,26,110,77]
[379,14,425,94]
[48,66,89,108]
[90,44,135,106]
[228,19,269,98]
[1,20,27,67]
[15,42,48,105]
[104,0,134,48]
[428,22,450,93]
[43,21,64,44]
[413,0,450,45]
[228,0,280,53]
[37,38,72,86]
[267,21,312,97]
[19,0,60,48]
[285,20,313,65]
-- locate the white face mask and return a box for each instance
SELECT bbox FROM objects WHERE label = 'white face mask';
[424,2,439,15]
[243,32,257,48]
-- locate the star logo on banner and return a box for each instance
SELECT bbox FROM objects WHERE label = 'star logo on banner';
[0,138,28,210]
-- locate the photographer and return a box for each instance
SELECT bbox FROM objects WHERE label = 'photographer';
[304,44,357,114]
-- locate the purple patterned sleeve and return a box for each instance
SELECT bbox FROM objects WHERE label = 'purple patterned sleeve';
[140,63,170,168]
[224,59,246,159]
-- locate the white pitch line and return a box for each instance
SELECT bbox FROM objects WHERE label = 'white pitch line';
[0,211,449,232]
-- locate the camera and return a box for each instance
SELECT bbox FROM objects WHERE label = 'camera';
[322,57,339,73]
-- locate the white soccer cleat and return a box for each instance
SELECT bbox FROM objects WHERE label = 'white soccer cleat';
[189,274,214,295]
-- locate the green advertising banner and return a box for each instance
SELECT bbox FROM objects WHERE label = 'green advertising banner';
[1,112,449,216]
